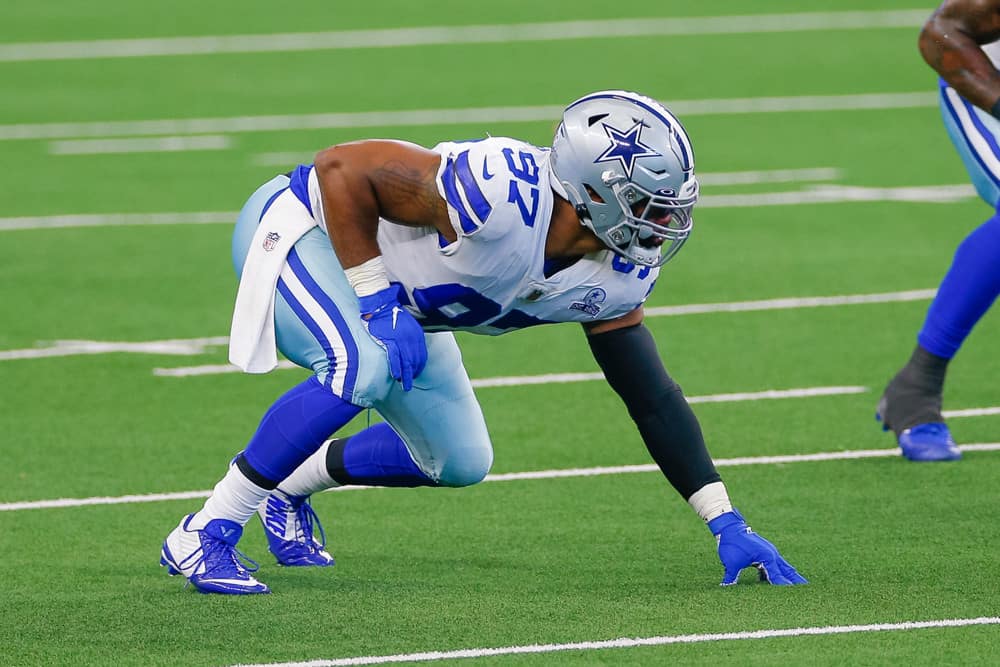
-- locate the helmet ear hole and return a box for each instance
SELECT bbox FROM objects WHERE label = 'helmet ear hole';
[583,184,605,204]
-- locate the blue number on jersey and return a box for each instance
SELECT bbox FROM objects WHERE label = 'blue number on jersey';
[502,148,540,227]
[409,282,551,331]
[611,254,652,279]
[411,283,500,328]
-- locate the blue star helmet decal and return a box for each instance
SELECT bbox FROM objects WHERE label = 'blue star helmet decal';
[550,90,698,267]
[594,120,661,179]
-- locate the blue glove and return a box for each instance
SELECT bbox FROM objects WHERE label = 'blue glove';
[708,510,807,586]
[358,285,427,391]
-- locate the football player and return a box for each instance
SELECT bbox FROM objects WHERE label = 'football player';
[160,90,806,594]
[878,1,1000,461]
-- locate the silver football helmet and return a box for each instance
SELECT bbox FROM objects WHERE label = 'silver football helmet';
[550,90,699,267]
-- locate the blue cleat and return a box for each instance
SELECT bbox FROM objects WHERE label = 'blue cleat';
[898,422,962,462]
[258,489,335,567]
[160,514,270,594]
[876,390,960,463]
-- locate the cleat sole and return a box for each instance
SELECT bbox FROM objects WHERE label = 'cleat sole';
[159,549,181,576]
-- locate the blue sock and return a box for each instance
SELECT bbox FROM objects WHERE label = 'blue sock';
[242,377,362,484]
[325,422,434,487]
[918,212,1000,359]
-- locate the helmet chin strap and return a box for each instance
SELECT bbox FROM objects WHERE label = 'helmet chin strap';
[559,179,593,226]
[559,176,668,266]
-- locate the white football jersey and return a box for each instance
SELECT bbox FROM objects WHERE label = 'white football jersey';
[304,136,660,335]
[984,40,1000,69]
[375,137,660,334]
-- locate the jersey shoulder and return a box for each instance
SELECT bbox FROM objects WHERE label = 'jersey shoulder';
[432,137,554,241]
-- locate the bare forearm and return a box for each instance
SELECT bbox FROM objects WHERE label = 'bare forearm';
[920,1,1000,112]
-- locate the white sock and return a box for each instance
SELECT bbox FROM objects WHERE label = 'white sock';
[277,439,341,497]
[687,481,733,522]
[190,464,273,529]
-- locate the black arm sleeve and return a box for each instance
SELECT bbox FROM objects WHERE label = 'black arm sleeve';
[587,323,721,499]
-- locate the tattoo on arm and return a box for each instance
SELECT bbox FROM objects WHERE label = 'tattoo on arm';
[371,159,446,220]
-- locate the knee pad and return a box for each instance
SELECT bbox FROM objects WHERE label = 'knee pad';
[434,438,494,487]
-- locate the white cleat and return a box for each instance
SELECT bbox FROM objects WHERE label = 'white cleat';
[160,514,270,595]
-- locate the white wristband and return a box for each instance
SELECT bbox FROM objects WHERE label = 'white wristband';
[343,256,391,297]
[687,481,733,522]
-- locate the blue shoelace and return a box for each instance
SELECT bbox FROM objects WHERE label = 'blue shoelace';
[291,498,327,552]
[178,533,261,584]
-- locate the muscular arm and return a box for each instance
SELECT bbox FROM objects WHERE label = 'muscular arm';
[920,0,1000,112]
[313,140,456,269]
[583,308,722,500]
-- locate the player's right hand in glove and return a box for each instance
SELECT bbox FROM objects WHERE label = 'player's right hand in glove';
[359,284,427,391]
[708,510,807,586]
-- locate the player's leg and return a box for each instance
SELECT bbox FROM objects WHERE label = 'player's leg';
[271,332,493,560]
[878,85,1000,461]
[161,175,294,594]
[245,225,400,568]
[343,331,493,487]
[161,178,385,591]
[280,331,493,491]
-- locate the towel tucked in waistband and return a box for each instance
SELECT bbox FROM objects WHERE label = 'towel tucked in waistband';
[229,189,318,373]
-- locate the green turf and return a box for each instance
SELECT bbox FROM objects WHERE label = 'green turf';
[2,2,999,665]
[0,0,930,43]
[3,464,1000,667]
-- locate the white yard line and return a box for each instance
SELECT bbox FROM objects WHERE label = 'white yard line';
[944,406,1000,418]
[153,360,297,376]
[0,337,228,361]
[687,386,867,403]
[644,288,938,317]
[0,183,971,232]
[0,289,937,364]
[699,184,977,207]
[0,92,936,142]
[0,10,929,63]
[1,182,971,232]
[252,151,315,167]
[227,617,1000,667]
[48,135,232,155]
[4,443,999,513]
[0,211,234,231]
[698,167,842,186]
[4,166,846,231]
[153,359,292,377]
[254,158,843,187]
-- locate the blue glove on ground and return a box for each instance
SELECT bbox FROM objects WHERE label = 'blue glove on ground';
[358,285,427,391]
[708,510,807,586]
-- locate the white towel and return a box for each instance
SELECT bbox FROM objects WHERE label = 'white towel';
[229,190,317,373]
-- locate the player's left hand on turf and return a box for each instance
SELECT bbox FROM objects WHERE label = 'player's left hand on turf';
[708,510,807,586]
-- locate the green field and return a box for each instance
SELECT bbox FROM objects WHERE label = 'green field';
[3,2,1000,665]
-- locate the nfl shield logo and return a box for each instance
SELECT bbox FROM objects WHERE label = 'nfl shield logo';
[262,231,281,251]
